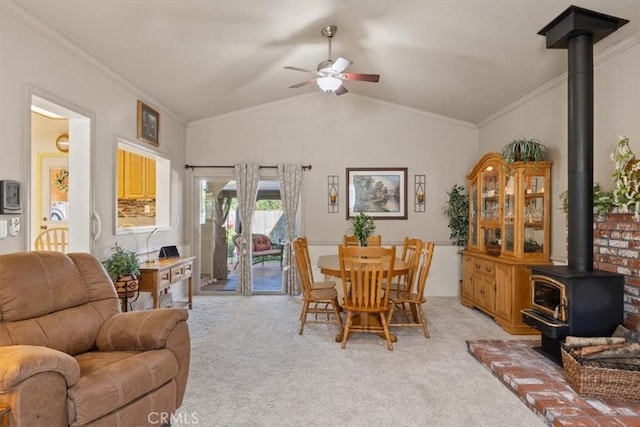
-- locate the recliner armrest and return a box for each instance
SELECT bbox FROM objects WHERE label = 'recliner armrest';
[96,308,189,351]
[0,345,80,391]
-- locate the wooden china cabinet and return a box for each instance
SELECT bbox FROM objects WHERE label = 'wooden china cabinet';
[461,152,551,334]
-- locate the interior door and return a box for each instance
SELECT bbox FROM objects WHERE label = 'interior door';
[39,155,69,232]
[31,94,94,253]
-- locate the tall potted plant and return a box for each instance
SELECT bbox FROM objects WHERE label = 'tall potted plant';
[443,184,469,248]
[103,243,141,295]
[351,212,376,246]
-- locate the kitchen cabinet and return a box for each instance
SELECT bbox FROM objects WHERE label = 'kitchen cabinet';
[117,149,156,199]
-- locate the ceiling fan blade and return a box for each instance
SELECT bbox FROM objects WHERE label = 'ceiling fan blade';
[289,78,317,89]
[342,73,380,82]
[335,85,348,96]
[330,57,353,74]
[284,66,314,73]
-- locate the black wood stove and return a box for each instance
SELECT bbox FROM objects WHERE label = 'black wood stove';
[520,6,628,365]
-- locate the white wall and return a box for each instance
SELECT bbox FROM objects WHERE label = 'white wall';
[0,6,188,258]
[478,34,640,263]
[187,93,479,248]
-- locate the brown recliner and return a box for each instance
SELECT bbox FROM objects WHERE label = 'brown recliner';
[0,252,191,427]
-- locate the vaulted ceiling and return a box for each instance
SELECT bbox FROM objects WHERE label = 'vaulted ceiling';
[10,0,640,124]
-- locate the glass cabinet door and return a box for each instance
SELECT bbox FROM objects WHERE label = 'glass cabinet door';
[523,175,545,254]
[469,181,478,247]
[503,174,515,254]
[481,165,499,222]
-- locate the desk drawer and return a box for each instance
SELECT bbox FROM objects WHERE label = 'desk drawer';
[171,266,184,282]
[474,258,495,276]
[183,261,193,278]
[158,269,171,287]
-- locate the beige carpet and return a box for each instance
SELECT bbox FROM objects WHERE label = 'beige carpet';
[179,295,546,426]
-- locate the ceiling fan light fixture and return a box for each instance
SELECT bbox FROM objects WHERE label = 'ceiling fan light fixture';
[317,76,342,93]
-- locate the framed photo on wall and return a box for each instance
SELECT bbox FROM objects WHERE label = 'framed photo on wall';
[137,100,159,146]
[346,167,408,219]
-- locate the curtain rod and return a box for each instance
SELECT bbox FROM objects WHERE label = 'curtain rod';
[185,164,312,171]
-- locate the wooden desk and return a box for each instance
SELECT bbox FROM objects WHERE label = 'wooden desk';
[138,256,195,309]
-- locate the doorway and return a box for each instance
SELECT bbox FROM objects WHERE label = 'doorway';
[196,177,285,294]
[30,94,94,252]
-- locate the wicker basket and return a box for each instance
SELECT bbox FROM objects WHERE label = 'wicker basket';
[561,349,640,401]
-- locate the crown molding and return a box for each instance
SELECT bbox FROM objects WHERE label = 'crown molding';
[1,1,186,125]
[479,30,640,128]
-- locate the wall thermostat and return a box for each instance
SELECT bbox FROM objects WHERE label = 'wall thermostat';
[0,180,22,214]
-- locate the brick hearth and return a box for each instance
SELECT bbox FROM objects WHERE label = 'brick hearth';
[468,339,640,426]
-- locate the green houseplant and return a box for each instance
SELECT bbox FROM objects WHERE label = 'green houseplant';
[443,184,469,247]
[102,243,140,283]
[559,183,614,216]
[351,212,376,246]
[501,138,547,164]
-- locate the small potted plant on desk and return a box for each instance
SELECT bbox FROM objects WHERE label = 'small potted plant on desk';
[351,212,376,246]
[103,243,141,312]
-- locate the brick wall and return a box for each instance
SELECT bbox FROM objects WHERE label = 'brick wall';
[593,212,640,332]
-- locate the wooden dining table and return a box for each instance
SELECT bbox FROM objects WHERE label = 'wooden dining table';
[316,254,411,343]
[317,254,411,278]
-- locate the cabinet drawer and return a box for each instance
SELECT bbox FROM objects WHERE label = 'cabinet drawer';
[474,258,495,275]
[171,266,185,282]
[183,261,193,278]
[158,269,171,287]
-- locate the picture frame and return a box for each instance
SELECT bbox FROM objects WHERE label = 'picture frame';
[137,100,159,146]
[346,167,408,219]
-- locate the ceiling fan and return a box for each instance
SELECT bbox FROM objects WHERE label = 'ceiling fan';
[284,25,380,96]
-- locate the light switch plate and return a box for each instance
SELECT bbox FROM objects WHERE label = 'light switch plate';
[9,217,19,236]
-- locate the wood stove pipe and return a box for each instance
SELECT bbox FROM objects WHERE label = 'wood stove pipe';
[538,6,628,272]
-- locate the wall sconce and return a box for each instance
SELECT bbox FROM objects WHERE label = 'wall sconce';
[414,175,426,213]
[328,175,339,213]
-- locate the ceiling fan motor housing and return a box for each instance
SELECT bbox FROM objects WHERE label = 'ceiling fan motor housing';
[317,60,333,73]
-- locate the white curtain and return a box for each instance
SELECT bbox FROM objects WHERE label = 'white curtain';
[234,164,260,295]
[277,164,303,295]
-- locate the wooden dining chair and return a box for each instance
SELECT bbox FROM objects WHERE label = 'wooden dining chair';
[339,245,396,350]
[294,236,335,290]
[292,238,343,335]
[389,242,435,338]
[342,234,382,247]
[389,237,423,293]
[34,227,69,253]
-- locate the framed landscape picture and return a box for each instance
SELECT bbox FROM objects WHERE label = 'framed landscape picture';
[137,100,159,146]
[346,167,408,219]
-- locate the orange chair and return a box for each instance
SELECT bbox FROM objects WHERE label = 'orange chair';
[389,242,435,338]
[342,234,382,247]
[294,236,335,290]
[292,237,342,335]
[339,245,396,350]
[389,237,423,292]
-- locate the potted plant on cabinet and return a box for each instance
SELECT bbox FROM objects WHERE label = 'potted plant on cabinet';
[103,243,141,303]
[501,138,547,164]
[351,212,376,246]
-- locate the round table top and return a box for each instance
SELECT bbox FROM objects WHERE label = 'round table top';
[317,254,410,278]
